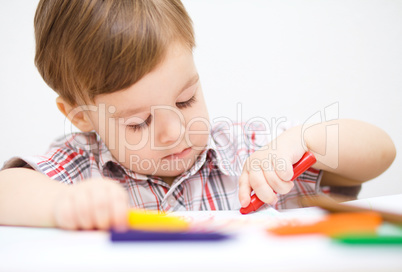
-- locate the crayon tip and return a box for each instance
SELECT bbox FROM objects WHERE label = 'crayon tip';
[240,195,265,214]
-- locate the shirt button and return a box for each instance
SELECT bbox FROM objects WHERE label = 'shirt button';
[168,196,176,206]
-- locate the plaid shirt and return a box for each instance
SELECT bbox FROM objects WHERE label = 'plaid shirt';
[3,121,326,211]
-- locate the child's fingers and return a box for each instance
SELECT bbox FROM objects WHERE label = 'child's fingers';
[248,167,277,204]
[261,161,294,195]
[272,156,294,182]
[91,187,111,230]
[110,188,129,231]
[238,169,251,207]
[74,190,94,230]
[55,190,79,230]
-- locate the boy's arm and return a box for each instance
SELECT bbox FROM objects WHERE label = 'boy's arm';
[0,168,65,227]
[239,119,396,206]
[303,119,396,186]
[0,168,129,229]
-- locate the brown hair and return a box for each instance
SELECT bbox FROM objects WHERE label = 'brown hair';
[34,0,195,105]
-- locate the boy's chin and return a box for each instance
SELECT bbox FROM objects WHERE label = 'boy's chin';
[127,155,199,177]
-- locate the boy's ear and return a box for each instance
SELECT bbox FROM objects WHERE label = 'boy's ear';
[56,97,95,132]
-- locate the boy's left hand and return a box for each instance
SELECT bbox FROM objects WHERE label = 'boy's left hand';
[238,128,306,207]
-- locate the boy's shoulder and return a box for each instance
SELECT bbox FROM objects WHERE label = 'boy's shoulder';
[49,132,103,155]
[211,118,296,149]
[2,132,107,183]
[210,119,278,152]
[208,120,272,175]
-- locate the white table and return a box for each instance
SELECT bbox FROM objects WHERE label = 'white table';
[1,194,402,272]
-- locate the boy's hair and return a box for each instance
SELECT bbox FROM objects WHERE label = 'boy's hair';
[34,0,195,105]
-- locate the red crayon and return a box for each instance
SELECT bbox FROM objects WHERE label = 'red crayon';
[240,152,317,214]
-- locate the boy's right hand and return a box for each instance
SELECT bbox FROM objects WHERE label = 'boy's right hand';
[53,178,129,231]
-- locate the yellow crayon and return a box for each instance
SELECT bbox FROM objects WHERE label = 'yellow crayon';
[127,209,189,232]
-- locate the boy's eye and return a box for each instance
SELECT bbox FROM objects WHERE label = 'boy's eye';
[125,95,195,132]
[176,95,196,109]
[127,115,152,132]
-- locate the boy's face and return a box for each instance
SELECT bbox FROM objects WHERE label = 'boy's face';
[85,43,210,182]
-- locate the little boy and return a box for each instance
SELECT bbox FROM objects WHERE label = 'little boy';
[0,0,396,231]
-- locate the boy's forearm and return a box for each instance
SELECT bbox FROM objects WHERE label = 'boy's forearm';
[0,168,66,227]
[303,119,396,184]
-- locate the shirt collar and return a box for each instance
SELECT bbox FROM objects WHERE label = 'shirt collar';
[95,134,148,181]
[203,135,232,176]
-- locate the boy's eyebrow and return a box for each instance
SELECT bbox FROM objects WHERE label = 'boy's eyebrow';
[180,74,199,94]
[112,74,199,119]
[112,105,148,119]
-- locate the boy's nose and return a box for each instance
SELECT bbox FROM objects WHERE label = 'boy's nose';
[153,106,185,145]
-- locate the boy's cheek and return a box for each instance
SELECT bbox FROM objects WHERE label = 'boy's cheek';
[186,124,210,148]
[186,133,209,152]
[185,113,211,142]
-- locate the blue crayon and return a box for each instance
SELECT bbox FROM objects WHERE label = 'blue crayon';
[111,229,231,242]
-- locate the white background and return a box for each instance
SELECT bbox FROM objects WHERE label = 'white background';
[0,0,401,198]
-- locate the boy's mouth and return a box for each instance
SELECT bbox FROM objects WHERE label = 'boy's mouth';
[162,147,192,160]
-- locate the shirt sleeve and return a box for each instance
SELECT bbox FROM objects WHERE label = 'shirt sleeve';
[1,133,96,184]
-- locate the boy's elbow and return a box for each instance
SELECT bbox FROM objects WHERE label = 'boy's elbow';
[384,138,396,169]
[378,133,396,173]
